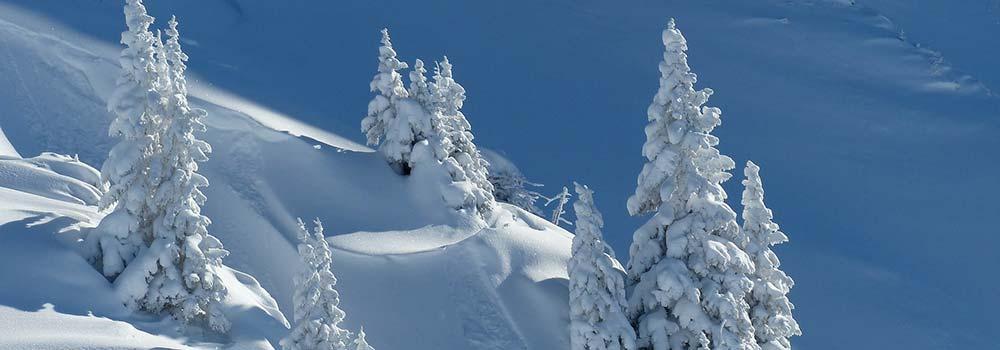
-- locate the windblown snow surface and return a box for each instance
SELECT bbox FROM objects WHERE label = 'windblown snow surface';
[1,0,999,349]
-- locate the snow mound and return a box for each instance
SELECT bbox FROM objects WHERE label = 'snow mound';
[0,305,191,350]
[0,153,102,206]
[327,204,572,350]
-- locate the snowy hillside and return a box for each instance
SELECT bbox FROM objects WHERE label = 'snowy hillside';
[0,3,575,349]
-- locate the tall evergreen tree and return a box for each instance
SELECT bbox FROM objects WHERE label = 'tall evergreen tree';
[91,0,163,279]
[569,182,636,350]
[429,57,495,215]
[741,161,800,350]
[91,3,231,333]
[281,219,353,350]
[125,15,230,332]
[361,29,412,174]
[625,19,756,350]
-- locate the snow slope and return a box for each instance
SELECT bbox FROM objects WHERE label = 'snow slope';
[0,152,290,349]
[0,3,574,349]
[0,154,189,349]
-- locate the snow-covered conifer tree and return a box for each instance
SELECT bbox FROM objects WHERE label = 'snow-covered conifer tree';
[353,328,375,350]
[280,219,353,350]
[427,57,495,214]
[625,19,757,350]
[741,161,800,350]
[90,0,164,279]
[361,29,415,174]
[90,4,230,333]
[569,182,636,350]
[116,15,231,332]
[546,186,573,227]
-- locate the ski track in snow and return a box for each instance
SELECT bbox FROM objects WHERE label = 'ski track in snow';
[447,241,528,350]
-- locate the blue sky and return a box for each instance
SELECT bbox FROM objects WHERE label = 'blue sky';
[6,0,1000,348]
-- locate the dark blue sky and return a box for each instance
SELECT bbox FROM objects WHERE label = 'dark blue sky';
[6,0,999,348]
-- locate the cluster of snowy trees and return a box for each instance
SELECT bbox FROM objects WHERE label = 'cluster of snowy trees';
[83,3,381,348]
[82,2,796,348]
[567,19,800,350]
[80,2,372,348]
[362,29,495,218]
[85,0,229,332]
[361,28,589,227]
[77,3,556,344]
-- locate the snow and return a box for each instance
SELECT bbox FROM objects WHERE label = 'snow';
[320,203,573,349]
[0,154,102,207]
[0,305,191,350]
[0,199,183,349]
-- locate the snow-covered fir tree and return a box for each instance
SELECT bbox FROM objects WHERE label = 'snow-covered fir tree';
[741,161,800,350]
[361,29,416,174]
[280,219,353,350]
[545,186,573,227]
[425,57,495,215]
[625,19,757,350]
[568,182,636,350]
[353,327,375,350]
[90,0,163,279]
[90,3,231,332]
[117,15,231,333]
